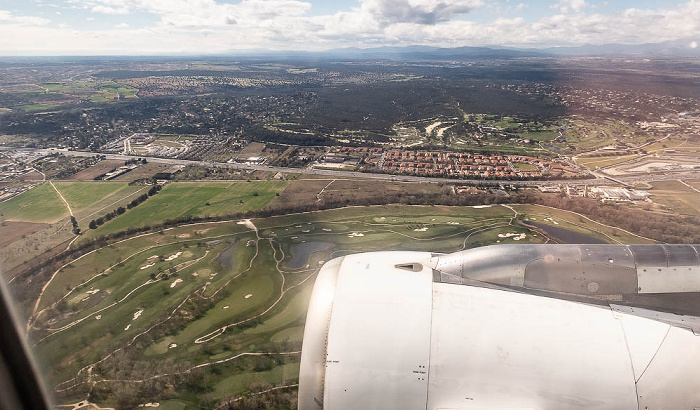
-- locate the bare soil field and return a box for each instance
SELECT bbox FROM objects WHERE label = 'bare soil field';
[0,221,48,247]
[274,179,330,206]
[321,179,447,203]
[274,178,449,208]
[112,163,174,181]
[237,141,267,158]
[64,160,125,181]
[649,180,700,216]
[16,170,45,181]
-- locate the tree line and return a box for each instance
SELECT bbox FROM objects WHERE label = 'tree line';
[88,184,162,230]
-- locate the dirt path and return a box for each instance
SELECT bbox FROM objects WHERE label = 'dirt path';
[679,179,700,194]
[238,219,257,232]
[78,186,148,222]
[50,180,73,216]
[316,179,335,202]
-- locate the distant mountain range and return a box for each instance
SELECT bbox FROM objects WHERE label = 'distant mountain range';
[225,38,700,60]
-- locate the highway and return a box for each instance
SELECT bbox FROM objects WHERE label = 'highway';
[6,148,700,186]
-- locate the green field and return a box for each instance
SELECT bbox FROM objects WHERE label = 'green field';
[0,183,67,223]
[576,154,641,169]
[23,203,649,408]
[0,181,145,225]
[649,180,700,216]
[53,181,133,213]
[80,181,288,241]
[16,103,63,112]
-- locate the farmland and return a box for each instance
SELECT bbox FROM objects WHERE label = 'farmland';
[0,182,147,274]
[79,181,288,241]
[0,182,67,223]
[648,180,700,216]
[19,202,647,408]
[0,181,140,224]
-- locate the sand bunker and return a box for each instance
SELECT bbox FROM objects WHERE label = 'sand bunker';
[425,121,442,134]
[165,251,182,261]
[544,217,559,225]
[244,294,253,299]
[168,343,177,349]
[170,278,183,288]
[414,227,428,232]
[132,309,144,321]
[348,232,365,238]
[95,315,101,320]
[86,289,100,295]
[322,228,332,232]
[140,263,155,270]
[498,232,527,241]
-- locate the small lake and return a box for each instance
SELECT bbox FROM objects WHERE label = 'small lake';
[215,240,236,271]
[287,242,333,269]
[523,221,606,244]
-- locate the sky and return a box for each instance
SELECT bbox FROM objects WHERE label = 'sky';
[0,0,698,55]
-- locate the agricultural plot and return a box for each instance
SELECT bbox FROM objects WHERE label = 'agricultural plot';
[0,182,67,223]
[575,154,641,169]
[79,181,288,241]
[24,203,643,409]
[65,160,126,181]
[10,81,138,111]
[111,163,175,181]
[53,181,133,213]
[0,181,141,224]
[0,182,153,274]
[649,180,700,216]
[0,221,48,247]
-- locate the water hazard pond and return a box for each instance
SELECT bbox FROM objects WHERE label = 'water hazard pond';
[215,240,236,271]
[287,242,333,269]
[522,221,606,244]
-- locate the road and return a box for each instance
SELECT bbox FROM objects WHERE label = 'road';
[6,148,700,186]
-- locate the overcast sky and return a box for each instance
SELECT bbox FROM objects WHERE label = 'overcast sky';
[0,0,698,55]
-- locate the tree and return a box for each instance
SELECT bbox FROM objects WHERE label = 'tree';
[89,220,97,230]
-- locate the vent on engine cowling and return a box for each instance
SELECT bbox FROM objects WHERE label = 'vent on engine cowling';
[395,263,423,272]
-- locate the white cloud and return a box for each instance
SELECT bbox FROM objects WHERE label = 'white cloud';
[84,0,311,26]
[551,0,588,14]
[359,0,483,25]
[1,0,700,54]
[91,5,129,14]
[114,22,129,28]
[0,10,50,25]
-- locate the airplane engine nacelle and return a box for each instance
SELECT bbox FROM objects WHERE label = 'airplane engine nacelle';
[299,245,700,410]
